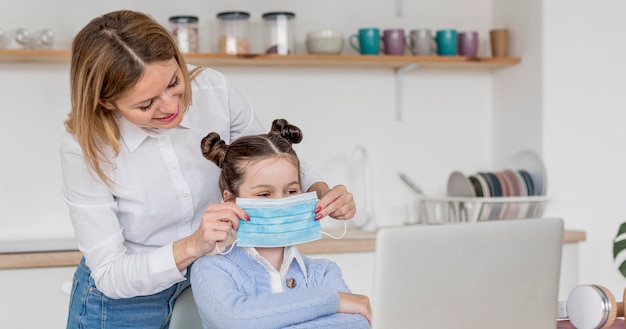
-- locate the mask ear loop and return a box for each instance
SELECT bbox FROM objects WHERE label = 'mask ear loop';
[215,229,239,255]
[320,220,348,240]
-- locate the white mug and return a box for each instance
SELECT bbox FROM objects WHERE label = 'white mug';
[409,29,436,55]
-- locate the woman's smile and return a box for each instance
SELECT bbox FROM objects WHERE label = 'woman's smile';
[154,107,180,123]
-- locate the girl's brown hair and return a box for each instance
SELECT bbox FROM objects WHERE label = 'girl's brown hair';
[65,10,195,187]
[200,119,303,198]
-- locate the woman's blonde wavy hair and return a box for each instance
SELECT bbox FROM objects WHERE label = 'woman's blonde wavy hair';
[65,10,201,187]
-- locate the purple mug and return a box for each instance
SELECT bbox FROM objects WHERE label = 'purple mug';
[458,31,479,58]
[382,29,406,55]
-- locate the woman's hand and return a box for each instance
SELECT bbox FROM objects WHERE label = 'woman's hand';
[309,183,356,220]
[173,202,247,270]
[338,292,372,323]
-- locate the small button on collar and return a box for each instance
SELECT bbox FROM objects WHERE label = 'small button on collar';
[286,278,297,289]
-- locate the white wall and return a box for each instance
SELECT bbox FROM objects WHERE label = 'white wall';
[542,0,626,295]
[491,0,543,167]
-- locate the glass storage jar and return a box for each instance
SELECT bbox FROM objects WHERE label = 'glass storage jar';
[216,11,250,54]
[261,11,296,55]
[8,28,31,49]
[30,28,55,49]
[168,15,199,53]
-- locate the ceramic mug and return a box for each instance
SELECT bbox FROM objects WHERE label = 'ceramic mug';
[408,29,436,55]
[490,28,509,57]
[435,29,458,56]
[349,28,380,55]
[381,28,405,55]
[458,31,479,58]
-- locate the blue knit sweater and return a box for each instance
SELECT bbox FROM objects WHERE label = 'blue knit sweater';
[190,245,370,329]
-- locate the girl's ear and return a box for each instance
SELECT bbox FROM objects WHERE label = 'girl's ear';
[98,99,116,111]
[223,190,235,202]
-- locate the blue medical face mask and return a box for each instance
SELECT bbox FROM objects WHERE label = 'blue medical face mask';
[215,192,347,253]
[236,192,321,248]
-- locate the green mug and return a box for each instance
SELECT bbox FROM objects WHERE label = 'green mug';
[349,28,380,55]
[435,29,458,56]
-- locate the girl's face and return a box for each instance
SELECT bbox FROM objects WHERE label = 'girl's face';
[235,157,301,199]
[100,59,185,129]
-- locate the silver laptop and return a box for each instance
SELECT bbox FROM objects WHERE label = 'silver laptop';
[371,217,564,329]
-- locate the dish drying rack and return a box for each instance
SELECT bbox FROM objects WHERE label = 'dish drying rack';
[414,195,549,225]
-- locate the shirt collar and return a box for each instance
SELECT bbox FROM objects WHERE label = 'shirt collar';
[242,246,308,283]
[283,245,308,282]
[117,111,191,153]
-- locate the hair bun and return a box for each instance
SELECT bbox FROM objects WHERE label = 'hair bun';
[200,132,228,168]
[270,118,302,145]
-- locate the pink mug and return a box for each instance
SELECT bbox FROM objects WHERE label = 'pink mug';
[458,31,479,58]
[381,29,406,55]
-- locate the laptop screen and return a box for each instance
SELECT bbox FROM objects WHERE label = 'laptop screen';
[371,218,564,329]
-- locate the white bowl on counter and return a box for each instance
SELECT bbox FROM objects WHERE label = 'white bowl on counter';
[306,29,344,55]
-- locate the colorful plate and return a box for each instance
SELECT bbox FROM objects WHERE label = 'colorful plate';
[518,170,535,196]
[509,150,547,196]
[484,172,503,197]
[503,169,522,196]
[447,171,475,197]
[469,175,484,197]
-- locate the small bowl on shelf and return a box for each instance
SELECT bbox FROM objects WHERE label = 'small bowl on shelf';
[306,29,344,55]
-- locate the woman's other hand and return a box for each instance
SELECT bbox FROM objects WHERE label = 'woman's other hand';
[309,183,356,220]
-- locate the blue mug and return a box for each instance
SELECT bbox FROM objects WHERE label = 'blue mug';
[435,29,458,56]
[349,28,380,55]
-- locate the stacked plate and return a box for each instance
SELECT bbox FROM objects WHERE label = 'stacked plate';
[442,150,547,222]
[447,150,547,198]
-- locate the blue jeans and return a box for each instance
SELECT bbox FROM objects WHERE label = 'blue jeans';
[66,257,191,329]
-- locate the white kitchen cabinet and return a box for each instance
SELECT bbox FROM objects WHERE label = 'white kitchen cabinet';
[0,266,75,328]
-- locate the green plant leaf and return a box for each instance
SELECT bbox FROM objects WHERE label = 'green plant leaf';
[613,222,626,278]
[619,261,626,280]
[617,222,626,237]
[615,238,626,259]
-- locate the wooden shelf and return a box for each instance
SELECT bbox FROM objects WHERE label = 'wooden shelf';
[0,49,520,69]
[0,250,83,270]
[0,49,72,64]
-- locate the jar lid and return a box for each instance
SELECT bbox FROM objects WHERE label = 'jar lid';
[261,11,296,20]
[216,11,250,19]
[168,16,199,23]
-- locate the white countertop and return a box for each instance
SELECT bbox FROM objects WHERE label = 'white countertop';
[0,238,77,254]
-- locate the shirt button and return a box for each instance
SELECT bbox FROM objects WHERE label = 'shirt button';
[182,192,189,199]
[160,136,167,142]
[286,278,297,289]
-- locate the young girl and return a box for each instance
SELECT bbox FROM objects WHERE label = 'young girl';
[191,119,371,328]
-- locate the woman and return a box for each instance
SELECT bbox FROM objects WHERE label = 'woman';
[61,10,356,328]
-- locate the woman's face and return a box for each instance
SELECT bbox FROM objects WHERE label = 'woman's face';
[101,59,185,129]
[236,157,301,199]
